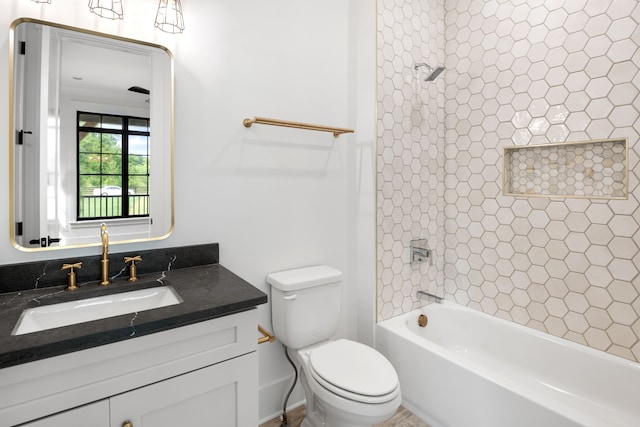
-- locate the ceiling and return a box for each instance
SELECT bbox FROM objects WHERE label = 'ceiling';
[58,29,152,107]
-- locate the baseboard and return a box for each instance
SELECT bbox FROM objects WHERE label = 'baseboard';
[259,375,305,423]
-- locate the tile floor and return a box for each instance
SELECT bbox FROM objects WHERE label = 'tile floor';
[260,405,431,427]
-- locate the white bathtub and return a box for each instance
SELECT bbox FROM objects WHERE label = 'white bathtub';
[376,301,640,427]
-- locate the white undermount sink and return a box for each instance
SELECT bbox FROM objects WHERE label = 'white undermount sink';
[12,286,183,335]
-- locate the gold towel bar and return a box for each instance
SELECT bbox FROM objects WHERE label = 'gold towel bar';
[243,116,354,137]
[258,325,275,344]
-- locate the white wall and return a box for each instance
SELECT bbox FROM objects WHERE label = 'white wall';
[0,0,376,421]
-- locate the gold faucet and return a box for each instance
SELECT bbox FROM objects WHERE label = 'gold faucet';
[100,223,110,285]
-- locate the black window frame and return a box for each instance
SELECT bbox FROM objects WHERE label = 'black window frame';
[76,111,150,221]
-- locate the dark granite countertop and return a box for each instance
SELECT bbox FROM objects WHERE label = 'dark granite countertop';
[0,260,267,369]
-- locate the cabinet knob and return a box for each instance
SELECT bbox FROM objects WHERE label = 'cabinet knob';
[122,421,133,427]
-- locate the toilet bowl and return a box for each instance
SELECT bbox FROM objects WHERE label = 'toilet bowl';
[266,265,401,427]
[297,339,401,427]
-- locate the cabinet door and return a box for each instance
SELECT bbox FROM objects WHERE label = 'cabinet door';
[110,352,258,427]
[21,400,109,427]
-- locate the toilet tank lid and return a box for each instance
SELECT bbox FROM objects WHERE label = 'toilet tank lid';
[266,265,343,291]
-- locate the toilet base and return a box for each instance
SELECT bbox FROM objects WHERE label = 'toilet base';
[301,405,395,427]
[300,384,399,427]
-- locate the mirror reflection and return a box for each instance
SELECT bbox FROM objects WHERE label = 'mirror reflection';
[10,19,174,250]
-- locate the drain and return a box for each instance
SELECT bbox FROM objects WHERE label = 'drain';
[418,314,428,327]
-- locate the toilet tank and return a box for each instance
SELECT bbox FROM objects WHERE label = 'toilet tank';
[266,265,342,349]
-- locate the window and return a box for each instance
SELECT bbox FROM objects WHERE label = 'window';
[77,112,150,220]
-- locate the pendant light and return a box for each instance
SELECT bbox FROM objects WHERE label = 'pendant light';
[88,0,124,20]
[154,0,185,34]
[31,0,52,3]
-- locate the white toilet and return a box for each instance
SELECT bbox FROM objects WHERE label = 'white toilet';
[267,265,401,427]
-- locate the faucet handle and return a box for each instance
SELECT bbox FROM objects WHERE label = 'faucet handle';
[410,239,432,265]
[61,262,83,291]
[124,255,142,282]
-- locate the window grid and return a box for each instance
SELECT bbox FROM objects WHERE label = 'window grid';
[77,112,150,220]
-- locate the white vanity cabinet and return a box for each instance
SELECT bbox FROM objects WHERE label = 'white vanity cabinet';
[110,352,257,427]
[1,309,259,427]
[22,401,109,427]
[23,353,257,427]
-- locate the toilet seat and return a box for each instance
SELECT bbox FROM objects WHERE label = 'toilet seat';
[308,339,400,404]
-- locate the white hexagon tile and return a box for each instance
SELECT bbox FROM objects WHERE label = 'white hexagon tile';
[377,0,640,363]
[377,0,447,321]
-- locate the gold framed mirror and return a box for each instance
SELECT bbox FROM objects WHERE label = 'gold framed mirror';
[9,18,174,251]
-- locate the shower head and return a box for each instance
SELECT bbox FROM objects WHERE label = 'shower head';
[414,63,445,81]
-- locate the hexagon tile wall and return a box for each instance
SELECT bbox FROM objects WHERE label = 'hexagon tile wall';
[377,0,640,363]
[377,0,447,321]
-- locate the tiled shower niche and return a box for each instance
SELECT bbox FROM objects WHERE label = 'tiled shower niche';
[504,139,628,199]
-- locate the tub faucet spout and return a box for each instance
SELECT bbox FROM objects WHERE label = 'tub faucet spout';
[99,223,110,286]
[417,290,443,303]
